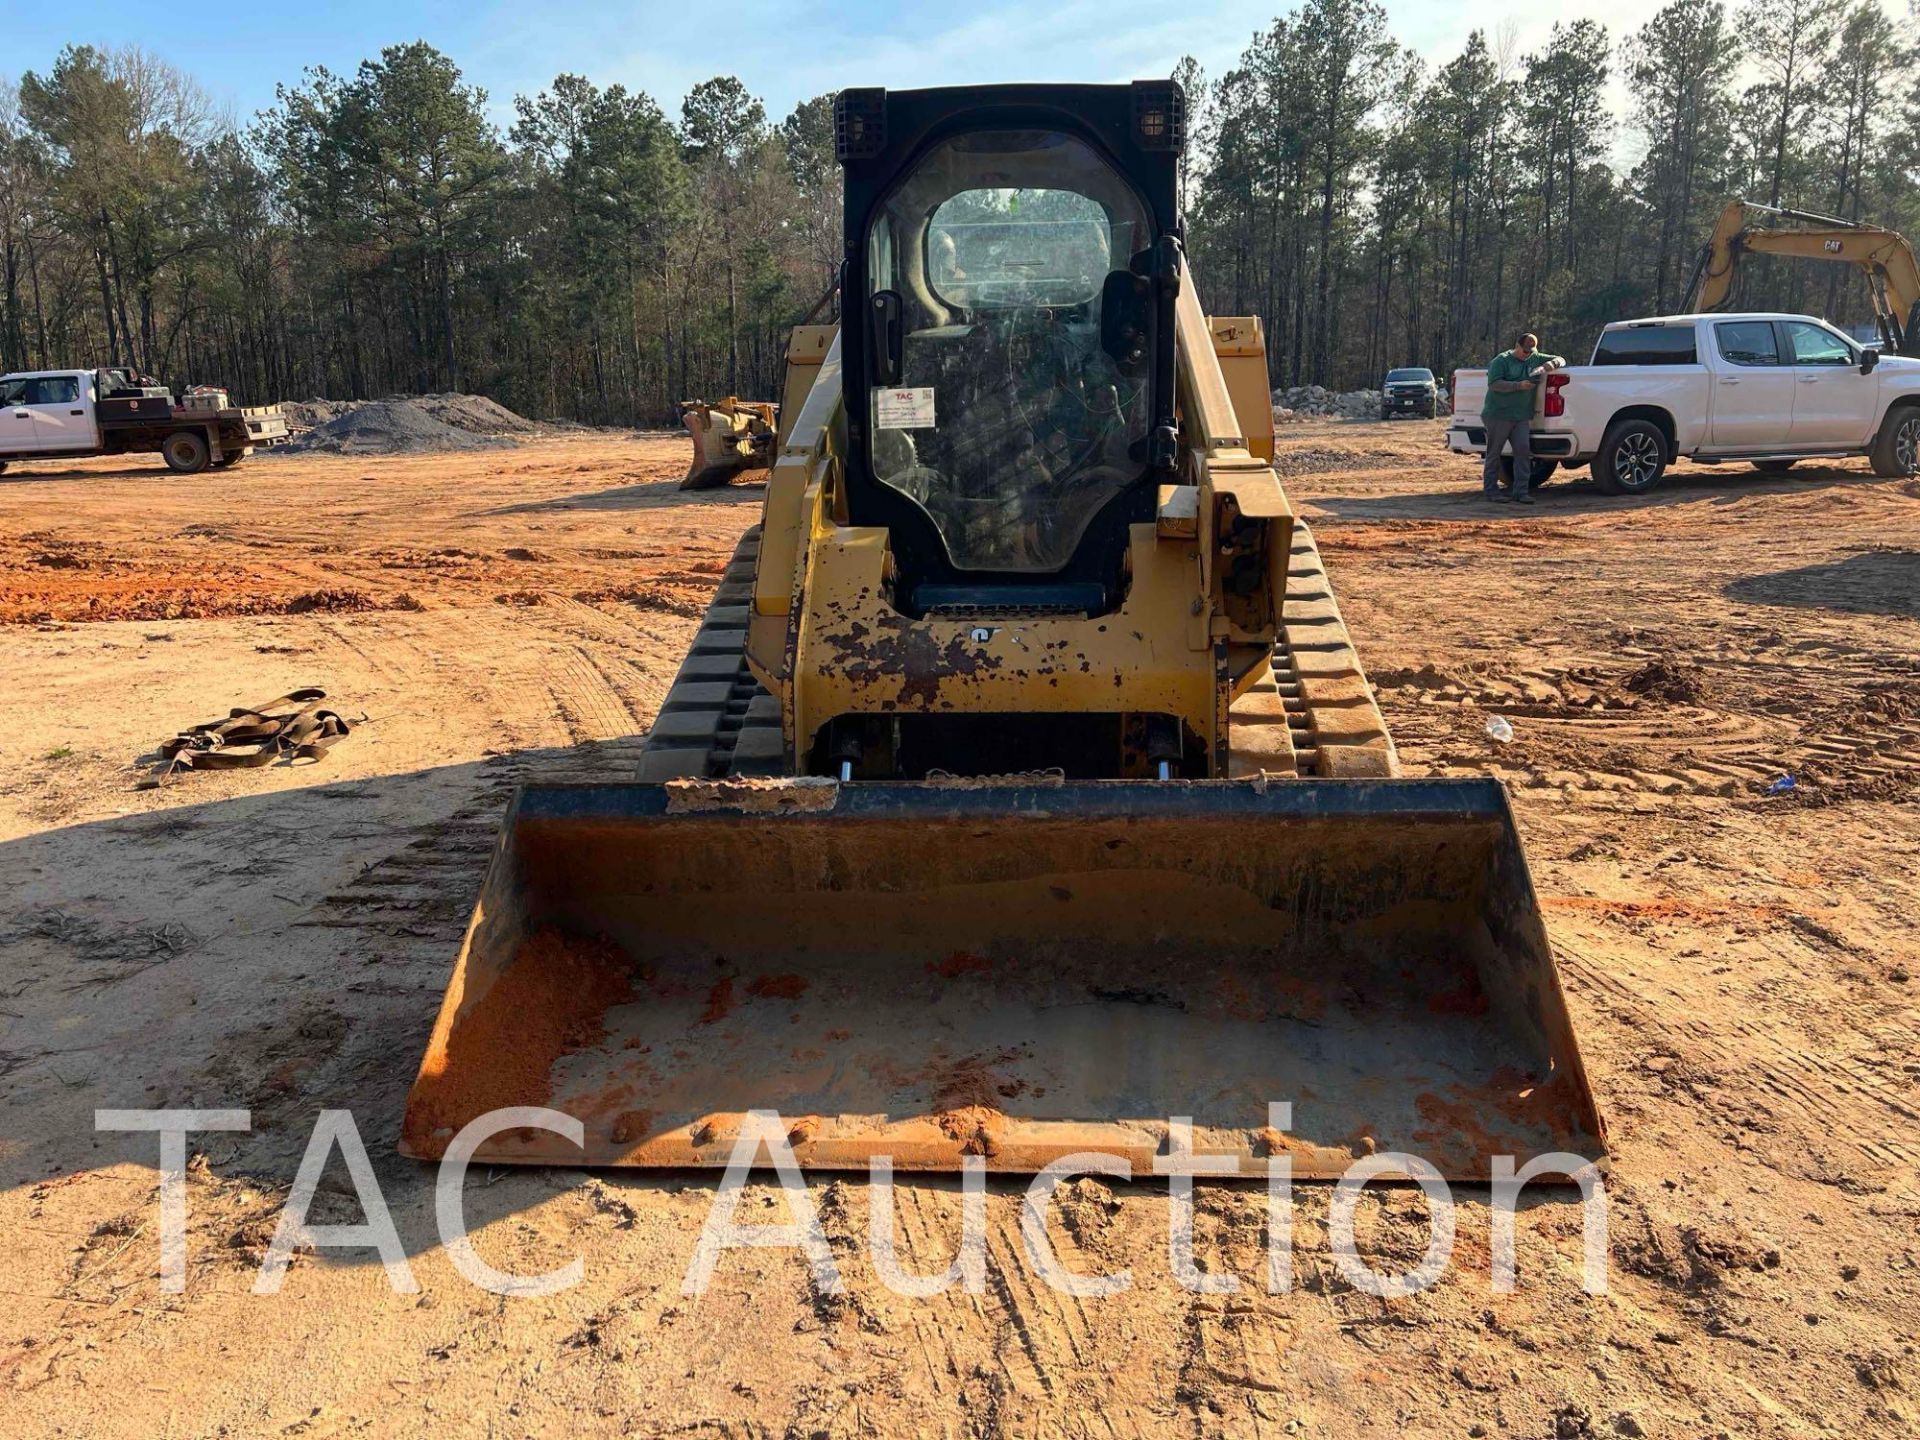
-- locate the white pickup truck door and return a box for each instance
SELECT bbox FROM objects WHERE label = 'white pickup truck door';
[0,379,38,453]
[1784,320,1880,446]
[23,374,95,451]
[1706,319,1796,448]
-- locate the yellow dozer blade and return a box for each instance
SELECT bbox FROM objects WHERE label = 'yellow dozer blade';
[678,398,777,490]
[401,778,1605,1178]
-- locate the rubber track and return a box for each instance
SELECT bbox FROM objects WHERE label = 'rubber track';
[637,527,784,779]
[640,520,1396,780]
[1260,519,1398,778]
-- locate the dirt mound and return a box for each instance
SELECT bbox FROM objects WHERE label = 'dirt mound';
[280,393,535,454]
[282,588,382,614]
[411,393,537,435]
[283,400,513,456]
[1623,657,1709,704]
[571,582,710,617]
[281,397,351,429]
[0,575,421,625]
[1844,680,1920,725]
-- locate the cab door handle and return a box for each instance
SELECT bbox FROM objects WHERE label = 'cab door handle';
[69,408,84,415]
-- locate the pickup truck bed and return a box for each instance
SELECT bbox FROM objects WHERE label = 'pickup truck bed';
[95,401,288,459]
[1449,312,1920,494]
[0,369,288,474]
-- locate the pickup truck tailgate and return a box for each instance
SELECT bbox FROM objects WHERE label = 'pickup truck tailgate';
[1450,370,1488,425]
[1445,368,1574,463]
[1450,370,1575,427]
[238,407,289,443]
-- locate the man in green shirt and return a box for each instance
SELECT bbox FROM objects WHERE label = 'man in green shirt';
[1482,332,1565,504]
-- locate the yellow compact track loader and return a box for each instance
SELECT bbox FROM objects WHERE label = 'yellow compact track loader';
[403,83,1605,1179]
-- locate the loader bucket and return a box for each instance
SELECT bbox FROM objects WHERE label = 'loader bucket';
[400,778,1605,1179]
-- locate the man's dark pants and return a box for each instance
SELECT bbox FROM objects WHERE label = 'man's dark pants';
[1482,417,1532,499]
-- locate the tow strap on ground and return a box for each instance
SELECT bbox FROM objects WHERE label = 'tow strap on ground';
[141,688,351,787]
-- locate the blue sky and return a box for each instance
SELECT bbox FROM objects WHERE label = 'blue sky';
[10,0,1908,137]
[10,0,1675,128]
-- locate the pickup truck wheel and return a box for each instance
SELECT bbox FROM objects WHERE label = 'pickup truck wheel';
[1752,459,1795,474]
[162,430,212,474]
[1593,420,1668,495]
[1870,405,1920,478]
[1500,456,1559,490]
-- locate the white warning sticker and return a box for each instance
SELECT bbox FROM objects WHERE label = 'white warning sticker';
[875,386,936,429]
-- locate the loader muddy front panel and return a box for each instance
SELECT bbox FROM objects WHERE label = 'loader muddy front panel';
[400,778,1605,1178]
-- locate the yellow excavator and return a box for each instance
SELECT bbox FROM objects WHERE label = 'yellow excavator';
[1687,198,1920,354]
[401,83,1605,1179]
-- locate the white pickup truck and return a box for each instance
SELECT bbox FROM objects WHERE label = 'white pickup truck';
[1448,312,1920,494]
[0,368,288,475]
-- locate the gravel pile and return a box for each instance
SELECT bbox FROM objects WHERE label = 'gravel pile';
[1272,386,1382,421]
[1270,384,1450,423]
[283,400,513,455]
[1271,446,1409,478]
[279,392,537,455]
[412,393,538,435]
[283,397,352,429]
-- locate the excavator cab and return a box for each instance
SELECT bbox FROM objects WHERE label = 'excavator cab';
[401,82,1607,1181]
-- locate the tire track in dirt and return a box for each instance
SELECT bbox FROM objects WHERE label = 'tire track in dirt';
[314,615,418,687]
[545,646,639,746]
[546,596,688,726]
[1378,649,1920,801]
[979,1207,1083,1398]
[1555,938,1920,1175]
[849,1190,1112,1406]
[1729,1022,1920,1172]
[889,1184,981,1408]
[298,740,647,946]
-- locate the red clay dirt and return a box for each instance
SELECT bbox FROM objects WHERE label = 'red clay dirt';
[931,950,994,978]
[0,434,731,627]
[698,976,736,1024]
[400,929,635,1157]
[745,973,811,999]
[2,426,1917,1437]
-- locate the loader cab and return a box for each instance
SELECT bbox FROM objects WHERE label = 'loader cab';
[837,83,1185,618]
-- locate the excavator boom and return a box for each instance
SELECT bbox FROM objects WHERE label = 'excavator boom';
[1688,198,1920,353]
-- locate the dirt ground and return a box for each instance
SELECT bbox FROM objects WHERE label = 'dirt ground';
[1,425,1916,1438]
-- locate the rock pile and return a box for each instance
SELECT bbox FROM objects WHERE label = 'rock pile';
[279,393,538,455]
[282,398,352,430]
[283,400,513,456]
[412,393,539,435]
[1271,384,1449,423]
[1272,386,1381,421]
